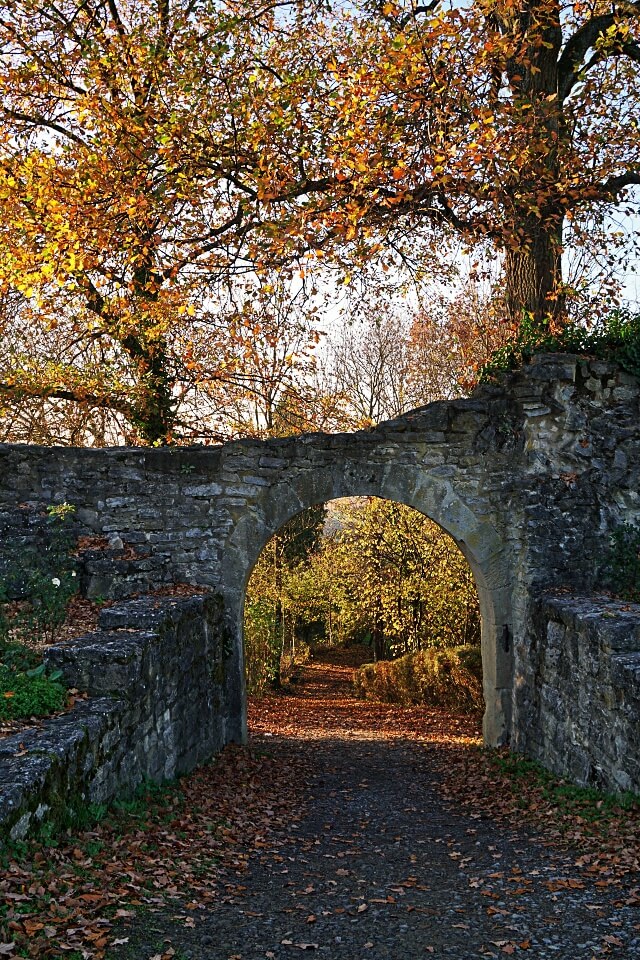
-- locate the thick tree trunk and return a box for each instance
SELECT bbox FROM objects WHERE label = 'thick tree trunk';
[130,351,176,445]
[501,2,565,329]
[504,217,564,327]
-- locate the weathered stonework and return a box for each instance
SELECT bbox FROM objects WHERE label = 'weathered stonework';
[0,595,229,839]
[0,353,639,799]
[516,595,640,794]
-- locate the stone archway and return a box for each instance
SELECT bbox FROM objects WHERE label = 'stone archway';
[221,460,514,748]
[1,354,637,798]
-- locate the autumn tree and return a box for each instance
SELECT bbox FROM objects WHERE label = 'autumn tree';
[319,266,512,427]
[321,498,480,659]
[244,497,480,690]
[324,308,413,427]
[406,276,514,399]
[0,0,334,443]
[244,502,327,691]
[3,0,637,448]
[314,0,640,325]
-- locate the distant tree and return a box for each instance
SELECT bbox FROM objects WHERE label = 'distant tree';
[406,278,513,401]
[325,307,413,426]
[245,503,327,690]
[244,497,480,691]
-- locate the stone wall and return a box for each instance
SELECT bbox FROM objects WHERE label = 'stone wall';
[0,354,639,794]
[0,595,229,840]
[514,595,640,795]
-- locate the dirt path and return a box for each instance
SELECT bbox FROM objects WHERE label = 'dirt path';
[106,652,639,960]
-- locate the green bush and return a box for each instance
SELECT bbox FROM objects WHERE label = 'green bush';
[0,661,67,720]
[353,645,483,714]
[480,309,640,383]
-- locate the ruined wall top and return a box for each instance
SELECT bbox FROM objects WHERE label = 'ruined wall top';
[0,353,637,603]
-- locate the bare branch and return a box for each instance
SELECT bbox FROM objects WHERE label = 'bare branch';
[558,3,640,103]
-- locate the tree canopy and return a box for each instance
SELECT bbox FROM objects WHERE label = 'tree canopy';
[1,1,638,443]
[312,0,640,322]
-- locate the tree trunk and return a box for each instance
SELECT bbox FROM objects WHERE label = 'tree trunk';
[123,337,175,445]
[372,597,385,661]
[501,2,566,329]
[504,217,564,327]
[271,540,283,689]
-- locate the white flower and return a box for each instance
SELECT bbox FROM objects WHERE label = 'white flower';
[71,570,77,577]
[51,577,61,587]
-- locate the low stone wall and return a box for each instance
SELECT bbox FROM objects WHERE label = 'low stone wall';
[516,595,640,795]
[0,594,232,840]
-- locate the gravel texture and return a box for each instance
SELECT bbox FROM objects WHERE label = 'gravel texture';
[107,660,639,960]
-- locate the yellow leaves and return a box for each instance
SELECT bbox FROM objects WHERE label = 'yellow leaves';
[68,251,85,272]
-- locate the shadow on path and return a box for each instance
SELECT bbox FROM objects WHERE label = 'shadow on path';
[108,651,638,959]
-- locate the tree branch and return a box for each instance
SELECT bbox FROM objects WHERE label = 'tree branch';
[558,3,640,103]
[0,380,136,419]
[597,170,640,199]
[0,106,89,148]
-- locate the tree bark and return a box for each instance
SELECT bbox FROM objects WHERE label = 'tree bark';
[504,217,564,326]
[501,1,566,327]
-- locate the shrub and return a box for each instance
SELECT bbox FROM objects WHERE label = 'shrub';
[353,645,483,714]
[480,309,640,383]
[0,661,67,720]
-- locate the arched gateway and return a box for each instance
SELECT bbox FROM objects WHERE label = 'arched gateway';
[224,441,513,746]
[1,353,639,806]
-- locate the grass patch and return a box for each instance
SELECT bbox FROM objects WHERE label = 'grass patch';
[0,639,67,720]
[353,645,483,713]
[490,751,637,822]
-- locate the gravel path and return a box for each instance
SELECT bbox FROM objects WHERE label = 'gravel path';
[107,658,639,959]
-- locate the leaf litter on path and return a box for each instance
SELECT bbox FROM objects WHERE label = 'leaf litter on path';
[1,647,638,958]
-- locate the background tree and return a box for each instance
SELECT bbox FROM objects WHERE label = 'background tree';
[244,497,480,691]
[319,264,512,428]
[324,307,413,426]
[406,276,514,400]
[244,503,327,691]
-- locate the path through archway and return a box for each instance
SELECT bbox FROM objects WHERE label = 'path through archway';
[244,497,484,721]
[220,460,514,747]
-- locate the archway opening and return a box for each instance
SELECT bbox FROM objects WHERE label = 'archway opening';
[243,496,483,717]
